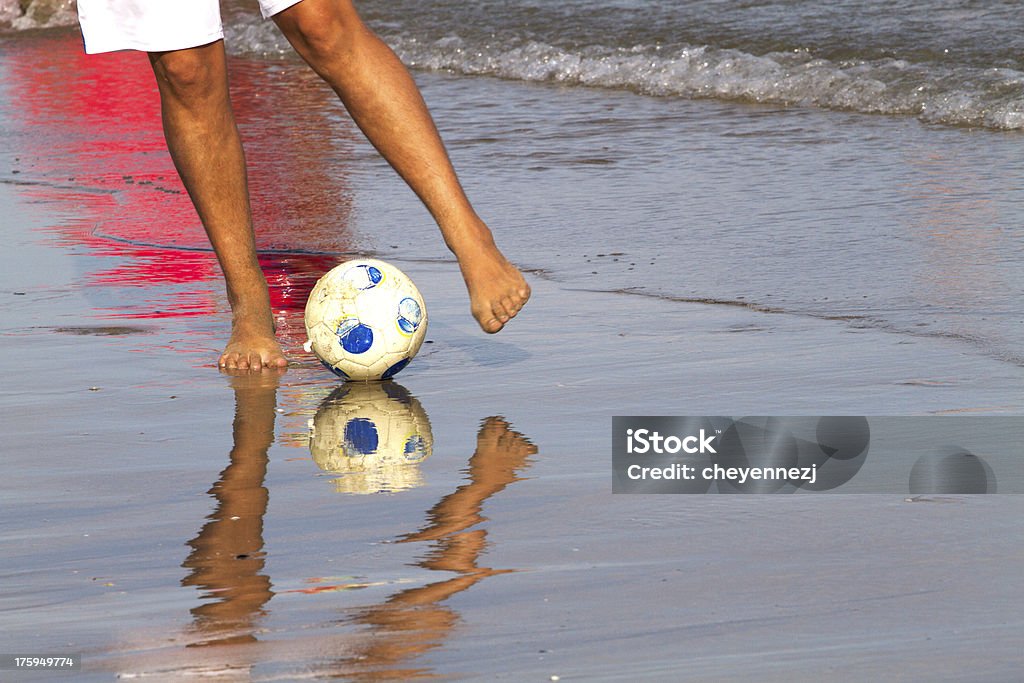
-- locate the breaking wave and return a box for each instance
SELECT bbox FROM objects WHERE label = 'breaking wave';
[221,9,1024,132]
[386,35,1024,131]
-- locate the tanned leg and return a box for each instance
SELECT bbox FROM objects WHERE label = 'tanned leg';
[149,41,287,369]
[272,0,530,333]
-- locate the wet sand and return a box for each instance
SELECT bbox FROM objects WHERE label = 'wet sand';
[3,29,1024,682]
[4,171,1024,680]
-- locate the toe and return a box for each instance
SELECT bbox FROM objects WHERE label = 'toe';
[501,296,518,318]
[493,300,511,323]
[481,315,503,333]
[472,303,503,333]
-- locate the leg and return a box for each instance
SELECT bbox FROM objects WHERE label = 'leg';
[273,0,530,333]
[149,41,287,369]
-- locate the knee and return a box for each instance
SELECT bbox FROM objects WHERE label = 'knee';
[150,49,222,101]
[279,3,366,66]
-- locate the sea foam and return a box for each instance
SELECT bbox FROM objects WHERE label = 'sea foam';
[386,35,1024,131]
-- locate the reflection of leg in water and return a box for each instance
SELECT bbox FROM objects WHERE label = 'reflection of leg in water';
[405,417,537,544]
[338,417,537,679]
[181,369,284,646]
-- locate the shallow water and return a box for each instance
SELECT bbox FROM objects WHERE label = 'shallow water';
[4,25,1024,370]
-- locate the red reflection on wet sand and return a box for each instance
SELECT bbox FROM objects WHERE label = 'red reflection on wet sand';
[3,30,357,324]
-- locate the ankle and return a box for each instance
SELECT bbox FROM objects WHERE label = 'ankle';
[230,306,276,333]
[443,217,499,257]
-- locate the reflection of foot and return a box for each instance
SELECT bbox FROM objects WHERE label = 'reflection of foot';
[402,416,536,544]
[476,417,538,465]
[220,364,287,387]
[456,239,531,334]
[219,318,289,370]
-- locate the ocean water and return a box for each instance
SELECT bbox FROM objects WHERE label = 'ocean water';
[2,0,1023,367]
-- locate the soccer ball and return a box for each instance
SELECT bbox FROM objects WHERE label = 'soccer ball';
[304,259,427,380]
[308,382,433,494]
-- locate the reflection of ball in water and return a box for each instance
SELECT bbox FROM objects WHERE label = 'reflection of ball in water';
[308,382,433,494]
[304,259,427,381]
[909,449,994,494]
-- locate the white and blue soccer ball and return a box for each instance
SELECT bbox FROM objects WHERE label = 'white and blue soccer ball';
[304,259,427,381]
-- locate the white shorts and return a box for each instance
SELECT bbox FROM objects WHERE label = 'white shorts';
[78,0,304,54]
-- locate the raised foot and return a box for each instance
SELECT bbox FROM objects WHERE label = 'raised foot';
[459,245,531,334]
[219,328,289,371]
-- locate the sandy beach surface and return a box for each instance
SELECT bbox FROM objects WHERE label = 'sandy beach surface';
[3,22,1024,682]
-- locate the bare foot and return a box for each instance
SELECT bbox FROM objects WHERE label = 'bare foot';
[456,242,531,333]
[219,318,289,371]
